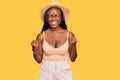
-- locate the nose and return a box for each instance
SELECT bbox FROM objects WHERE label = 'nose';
[51,17,56,20]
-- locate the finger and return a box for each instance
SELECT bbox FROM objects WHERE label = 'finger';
[31,41,38,46]
[36,40,38,42]
[31,40,35,45]
[70,38,77,44]
[72,37,77,41]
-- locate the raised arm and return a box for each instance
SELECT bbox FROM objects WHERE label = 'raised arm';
[68,31,78,62]
[31,33,44,63]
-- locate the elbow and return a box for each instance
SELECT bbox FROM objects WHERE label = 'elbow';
[71,59,75,62]
[33,55,42,64]
[36,60,42,64]
[70,55,77,62]
[35,58,42,64]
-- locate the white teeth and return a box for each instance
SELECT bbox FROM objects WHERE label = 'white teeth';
[52,22,57,25]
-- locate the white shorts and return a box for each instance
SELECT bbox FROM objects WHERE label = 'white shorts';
[38,60,72,80]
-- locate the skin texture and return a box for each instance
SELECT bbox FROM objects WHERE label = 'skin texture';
[31,7,77,63]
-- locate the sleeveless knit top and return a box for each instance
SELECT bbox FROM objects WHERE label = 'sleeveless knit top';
[42,31,69,61]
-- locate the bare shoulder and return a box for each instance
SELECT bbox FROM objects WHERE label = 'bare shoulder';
[36,32,44,42]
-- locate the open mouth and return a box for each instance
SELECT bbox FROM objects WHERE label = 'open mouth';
[51,22,57,25]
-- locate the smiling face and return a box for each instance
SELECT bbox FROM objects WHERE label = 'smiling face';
[47,7,61,28]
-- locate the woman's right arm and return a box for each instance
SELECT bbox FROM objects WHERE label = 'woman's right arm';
[31,33,44,63]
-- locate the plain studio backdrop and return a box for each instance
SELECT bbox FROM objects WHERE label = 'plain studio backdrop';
[0,0,120,80]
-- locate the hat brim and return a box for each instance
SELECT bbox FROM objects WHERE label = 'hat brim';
[40,2,70,21]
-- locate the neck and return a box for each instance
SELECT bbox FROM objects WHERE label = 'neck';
[49,26,62,32]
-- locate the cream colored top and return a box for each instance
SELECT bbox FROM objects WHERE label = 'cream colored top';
[42,31,69,61]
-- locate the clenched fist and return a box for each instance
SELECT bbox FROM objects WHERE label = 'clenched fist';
[31,40,39,50]
[69,36,77,48]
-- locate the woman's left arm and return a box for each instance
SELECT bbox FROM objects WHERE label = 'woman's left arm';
[68,31,78,62]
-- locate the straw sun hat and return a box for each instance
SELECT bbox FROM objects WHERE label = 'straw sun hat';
[40,2,70,21]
